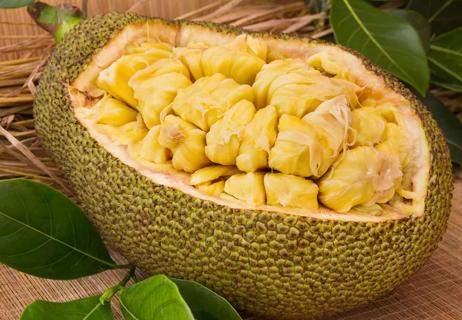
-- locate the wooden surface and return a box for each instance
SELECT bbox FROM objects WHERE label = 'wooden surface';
[1,179,461,319]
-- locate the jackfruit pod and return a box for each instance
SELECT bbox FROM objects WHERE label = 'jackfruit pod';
[306,50,350,79]
[201,35,266,84]
[90,95,137,126]
[97,47,172,107]
[172,74,254,131]
[205,100,256,165]
[197,180,225,196]
[376,123,413,168]
[158,115,210,172]
[236,105,278,172]
[253,59,313,108]
[190,165,241,185]
[96,114,148,146]
[319,146,402,213]
[264,173,319,210]
[269,71,361,117]
[129,59,192,128]
[174,46,205,80]
[269,114,324,177]
[127,41,172,54]
[350,107,386,146]
[302,95,351,167]
[224,172,265,206]
[134,125,171,164]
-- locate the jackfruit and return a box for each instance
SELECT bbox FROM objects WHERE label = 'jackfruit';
[158,115,210,172]
[236,105,278,172]
[96,114,148,146]
[190,165,241,185]
[132,125,171,164]
[37,14,452,320]
[97,43,172,107]
[350,107,386,146]
[171,73,254,131]
[129,58,192,128]
[205,100,256,165]
[264,173,319,210]
[224,172,265,205]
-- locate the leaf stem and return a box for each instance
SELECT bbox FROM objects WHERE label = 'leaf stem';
[100,265,136,304]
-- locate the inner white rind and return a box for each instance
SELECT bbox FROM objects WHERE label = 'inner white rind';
[70,21,430,222]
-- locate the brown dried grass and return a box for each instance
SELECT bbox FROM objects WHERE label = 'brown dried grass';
[0,0,460,194]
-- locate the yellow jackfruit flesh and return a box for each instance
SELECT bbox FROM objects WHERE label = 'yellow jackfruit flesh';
[350,107,386,146]
[190,165,241,185]
[158,115,210,172]
[89,38,418,216]
[269,96,350,178]
[253,59,361,117]
[90,96,137,126]
[224,172,265,206]
[97,43,172,107]
[205,100,256,165]
[236,105,278,172]
[129,58,192,128]
[264,173,319,210]
[201,35,266,84]
[319,146,402,213]
[171,73,254,131]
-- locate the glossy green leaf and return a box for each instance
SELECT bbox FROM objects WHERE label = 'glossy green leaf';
[432,79,462,93]
[419,93,462,164]
[428,27,462,91]
[172,278,242,320]
[408,0,462,35]
[0,0,32,8]
[0,179,117,279]
[388,9,431,52]
[331,0,430,95]
[20,295,114,320]
[120,275,194,320]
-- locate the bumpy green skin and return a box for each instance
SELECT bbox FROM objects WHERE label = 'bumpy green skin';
[34,13,453,320]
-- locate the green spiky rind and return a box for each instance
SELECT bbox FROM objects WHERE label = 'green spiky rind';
[34,12,452,320]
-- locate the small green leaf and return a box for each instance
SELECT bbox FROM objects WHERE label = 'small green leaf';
[331,0,430,95]
[0,179,117,279]
[428,27,462,91]
[419,93,462,164]
[408,0,462,35]
[172,278,242,320]
[20,295,114,320]
[120,275,194,320]
[0,0,32,8]
[432,79,462,93]
[388,9,431,52]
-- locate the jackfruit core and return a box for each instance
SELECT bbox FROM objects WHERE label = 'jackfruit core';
[72,33,427,219]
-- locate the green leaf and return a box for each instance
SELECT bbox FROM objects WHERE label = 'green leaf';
[172,278,242,320]
[432,78,462,93]
[408,0,462,35]
[0,179,117,279]
[20,295,114,320]
[418,93,462,164]
[388,9,431,52]
[331,0,430,95]
[0,0,32,8]
[428,27,462,91]
[120,275,194,320]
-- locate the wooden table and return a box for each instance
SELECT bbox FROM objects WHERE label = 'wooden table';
[1,180,461,320]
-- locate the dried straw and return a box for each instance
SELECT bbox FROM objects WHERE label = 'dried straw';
[0,0,460,196]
